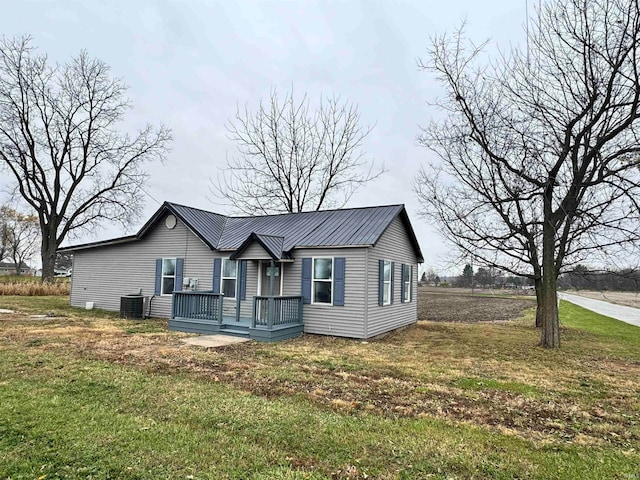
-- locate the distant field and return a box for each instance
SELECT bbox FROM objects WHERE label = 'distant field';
[420,285,535,296]
[566,290,640,309]
[419,286,535,322]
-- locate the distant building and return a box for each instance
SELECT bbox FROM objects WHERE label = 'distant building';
[0,262,34,276]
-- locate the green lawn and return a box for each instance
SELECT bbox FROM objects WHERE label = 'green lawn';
[0,297,638,479]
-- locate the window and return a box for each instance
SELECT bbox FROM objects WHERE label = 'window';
[383,260,392,305]
[161,258,176,295]
[221,258,237,298]
[403,264,412,302]
[312,258,333,304]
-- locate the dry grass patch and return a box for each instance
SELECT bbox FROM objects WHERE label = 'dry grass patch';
[0,279,70,296]
[1,295,639,455]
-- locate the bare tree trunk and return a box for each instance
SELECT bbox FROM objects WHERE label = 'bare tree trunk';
[540,220,560,348]
[12,259,21,275]
[41,230,57,283]
[534,277,543,328]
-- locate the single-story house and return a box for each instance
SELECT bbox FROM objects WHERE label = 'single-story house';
[0,262,33,276]
[59,202,424,341]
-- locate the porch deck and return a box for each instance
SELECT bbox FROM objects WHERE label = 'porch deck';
[169,291,304,342]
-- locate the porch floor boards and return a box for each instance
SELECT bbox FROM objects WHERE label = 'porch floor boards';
[221,316,252,327]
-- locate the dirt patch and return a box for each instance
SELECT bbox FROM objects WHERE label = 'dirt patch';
[419,289,535,322]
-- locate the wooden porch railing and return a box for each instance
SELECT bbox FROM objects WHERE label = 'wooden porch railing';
[252,295,303,328]
[171,291,224,324]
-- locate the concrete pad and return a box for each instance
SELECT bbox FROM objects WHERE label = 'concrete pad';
[0,308,15,314]
[181,334,250,348]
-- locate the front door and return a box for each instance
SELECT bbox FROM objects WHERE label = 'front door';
[260,261,282,296]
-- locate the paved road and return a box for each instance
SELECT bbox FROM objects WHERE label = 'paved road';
[558,292,640,328]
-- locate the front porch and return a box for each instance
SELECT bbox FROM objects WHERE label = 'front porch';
[169,291,304,342]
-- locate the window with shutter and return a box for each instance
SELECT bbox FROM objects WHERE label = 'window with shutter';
[221,258,237,299]
[161,258,176,295]
[312,257,333,304]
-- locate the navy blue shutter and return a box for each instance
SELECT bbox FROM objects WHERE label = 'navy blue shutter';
[212,258,222,294]
[301,258,312,304]
[390,262,395,305]
[239,260,247,301]
[333,257,346,306]
[175,258,184,293]
[378,260,384,306]
[154,258,162,295]
[409,265,413,302]
[400,264,406,303]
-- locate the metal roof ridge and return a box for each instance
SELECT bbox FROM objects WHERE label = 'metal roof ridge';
[165,201,230,218]
[223,203,406,220]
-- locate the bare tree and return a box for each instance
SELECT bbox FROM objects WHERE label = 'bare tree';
[55,252,73,271]
[414,0,640,348]
[0,36,171,281]
[2,206,39,275]
[0,205,9,261]
[211,89,383,215]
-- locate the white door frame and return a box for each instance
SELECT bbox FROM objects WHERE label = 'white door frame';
[257,260,284,296]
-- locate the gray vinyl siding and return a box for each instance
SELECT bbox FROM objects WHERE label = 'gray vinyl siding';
[71,218,266,318]
[282,247,367,338]
[366,216,419,338]
[243,260,259,317]
[70,214,258,319]
[71,214,216,318]
[235,243,273,260]
[220,259,259,319]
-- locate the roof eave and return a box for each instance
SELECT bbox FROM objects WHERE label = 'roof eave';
[57,234,139,253]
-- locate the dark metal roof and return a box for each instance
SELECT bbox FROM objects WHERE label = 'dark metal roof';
[230,233,286,260]
[255,234,285,259]
[216,205,406,251]
[58,202,424,262]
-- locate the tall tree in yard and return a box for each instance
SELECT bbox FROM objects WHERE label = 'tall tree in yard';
[211,88,383,215]
[414,0,640,347]
[0,36,171,282]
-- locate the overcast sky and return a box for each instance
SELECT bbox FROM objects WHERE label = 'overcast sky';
[0,1,529,274]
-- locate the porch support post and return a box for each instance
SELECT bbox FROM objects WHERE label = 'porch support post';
[268,259,275,329]
[235,278,241,323]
